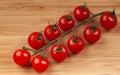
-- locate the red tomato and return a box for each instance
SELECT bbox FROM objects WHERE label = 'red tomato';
[59,15,75,32]
[13,49,31,66]
[84,26,101,43]
[28,32,46,50]
[32,55,49,72]
[44,25,61,41]
[100,11,117,30]
[67,36,84,54]
[50,44,68,62]
[73,5,90,22]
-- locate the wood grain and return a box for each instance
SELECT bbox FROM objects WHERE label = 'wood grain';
[0,0,120,75]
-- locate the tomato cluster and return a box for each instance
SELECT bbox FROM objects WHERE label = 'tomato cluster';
[13,4,117,73]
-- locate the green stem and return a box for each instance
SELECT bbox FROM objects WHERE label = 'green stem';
[32,11,108,56]
[23,47,36,53]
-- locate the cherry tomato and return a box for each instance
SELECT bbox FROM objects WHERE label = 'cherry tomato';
[13,49,31,66]
[28,32,45,50]
[84,26,101,43]
[32,55,49,72]
[100,11,117,30]
[67,36,84,54]
[44,25,61,41]
[50,44,68,62]
[59,15,75,32]
[73,5,90,22]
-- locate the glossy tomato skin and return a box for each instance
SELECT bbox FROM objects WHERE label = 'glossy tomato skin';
[13,49,31,66]
[67,36,84,54]
[44,25,61,41]
[84,26,101,43]
[100,12,117,30]
[73,6,90,22]
[59,15,75,32]
[28,32,45,50]
[32,55,49,73]
[50,44,68,62]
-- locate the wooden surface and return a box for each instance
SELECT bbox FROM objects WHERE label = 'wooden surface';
[0,0,120,75]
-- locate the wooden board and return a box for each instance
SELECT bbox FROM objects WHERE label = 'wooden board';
[0,0,120,75]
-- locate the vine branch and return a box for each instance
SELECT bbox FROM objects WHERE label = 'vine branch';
[32,11,108,56]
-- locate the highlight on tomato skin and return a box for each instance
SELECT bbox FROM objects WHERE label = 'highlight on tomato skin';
[28,32,46,50]
[44,25,61,41]
[13,49,31,66]
[32,55,49,73]
[83,26,101,44]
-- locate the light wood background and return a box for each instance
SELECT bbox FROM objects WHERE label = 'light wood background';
[0,0,120,75]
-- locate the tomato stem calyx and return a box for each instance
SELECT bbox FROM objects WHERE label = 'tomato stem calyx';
[91,26,96,32]
[40,52,46,59]
[66,12,73,20]
[81,5,86,9]
[36,32,43,40]
[51,23,58,30]
[72,34,79,42]
[57,47,62,51]
[66,15,73,20]
[81,3,88,10]
[56,41,63,52]
[73,37,79,42]
[111,9,116,18]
